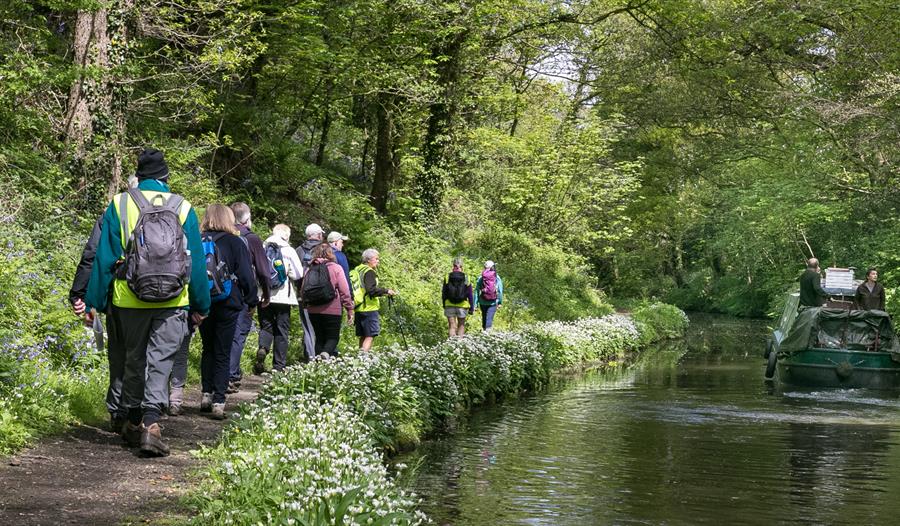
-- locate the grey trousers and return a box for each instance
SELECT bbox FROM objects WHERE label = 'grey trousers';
[116,307,189,416]
[299,307,316,363]
[169,325,193,406]
[105,307,126,418]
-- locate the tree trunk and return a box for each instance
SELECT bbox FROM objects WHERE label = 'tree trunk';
[370,94,394,214]
[360,130,371,180]
[65,2,136,200]
[315,107,331,166]
[419,30,466,220]
[64,9,110,158]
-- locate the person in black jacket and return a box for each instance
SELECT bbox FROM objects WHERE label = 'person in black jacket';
[855,268,886,311]
[198,204,258,420]
[799,258,828,308]
[227,202,271,392]
[69,215,130,432]
[69,175,141,432]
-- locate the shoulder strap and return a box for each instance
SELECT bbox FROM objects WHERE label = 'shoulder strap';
[162,194,184,216]
[211,231,229,243]
[119,192,130,241]
[126,187,152,213]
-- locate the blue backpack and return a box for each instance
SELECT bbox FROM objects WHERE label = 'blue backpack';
[202,232,234,302]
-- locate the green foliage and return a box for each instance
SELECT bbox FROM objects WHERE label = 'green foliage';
[632,303,691,346]
[2,0,897,456]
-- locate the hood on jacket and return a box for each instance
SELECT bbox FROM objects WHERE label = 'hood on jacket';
[298,239,321,252]
[265,234,290,247]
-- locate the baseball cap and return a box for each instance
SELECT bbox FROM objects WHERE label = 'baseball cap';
[327,231,349,243]
[305,223,325,237]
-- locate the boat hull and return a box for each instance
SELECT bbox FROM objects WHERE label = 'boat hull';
[776,348,900,389]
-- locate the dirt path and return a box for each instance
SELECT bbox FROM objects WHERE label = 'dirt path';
[0,376,264,526]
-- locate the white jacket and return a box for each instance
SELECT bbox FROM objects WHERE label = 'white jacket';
[263,235,303,306]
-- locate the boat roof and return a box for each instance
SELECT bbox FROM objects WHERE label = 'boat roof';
[779,306,900,353]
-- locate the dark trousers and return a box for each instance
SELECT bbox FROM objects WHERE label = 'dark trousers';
[229,308,252,381]
[258,303,291,371]
[480,303,498,330]
[105,306,126,418]
[200,304,240,404]
[308,313,342,358]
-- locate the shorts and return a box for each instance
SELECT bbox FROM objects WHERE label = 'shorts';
[444,307,468,319]
[355,311,381,337]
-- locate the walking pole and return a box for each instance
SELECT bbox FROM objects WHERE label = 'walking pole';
[388,295,410,352]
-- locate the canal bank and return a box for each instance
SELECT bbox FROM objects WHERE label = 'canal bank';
[186,304,688,524]
[406,314,900,526]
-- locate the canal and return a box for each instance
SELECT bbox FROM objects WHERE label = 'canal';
[402,314,900,525]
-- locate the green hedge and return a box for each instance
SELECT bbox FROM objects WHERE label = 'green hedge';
[190,307,686,525]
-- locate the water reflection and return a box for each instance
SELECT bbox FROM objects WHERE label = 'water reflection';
[403,314,900,525]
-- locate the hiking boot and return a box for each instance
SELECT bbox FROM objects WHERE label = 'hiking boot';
[139,423,170,457]
[122,422,141,448]
[211,403,226,420]
[226,381,239,394]
[200,392,213,413]
[253,348,267,375]
[110,415,127,434]
[167,404,183,417]
[169,386,184,408]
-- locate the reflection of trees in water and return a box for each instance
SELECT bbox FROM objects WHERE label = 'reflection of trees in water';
[785,422,895,524]
[681,313,769,356]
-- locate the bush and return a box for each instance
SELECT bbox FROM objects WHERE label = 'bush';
[632,302,690,345]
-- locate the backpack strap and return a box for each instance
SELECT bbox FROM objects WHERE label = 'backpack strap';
[119,192,130,242]
[162,194,184,216]
[126,187,153,213]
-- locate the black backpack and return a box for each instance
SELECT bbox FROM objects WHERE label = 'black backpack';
[121,188,191,302]
[445,271,468,303]
[301,263,336,306]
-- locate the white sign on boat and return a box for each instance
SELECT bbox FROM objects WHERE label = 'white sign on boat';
[824,267,854,290]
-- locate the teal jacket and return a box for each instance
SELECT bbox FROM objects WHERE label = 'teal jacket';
[84,179,210,315]
[474,274,504,306]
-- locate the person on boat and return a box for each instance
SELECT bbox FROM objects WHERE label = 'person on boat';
[854,267,886,311]
[799,258,828,308]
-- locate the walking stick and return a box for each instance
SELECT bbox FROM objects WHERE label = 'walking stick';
[388,295,410,352]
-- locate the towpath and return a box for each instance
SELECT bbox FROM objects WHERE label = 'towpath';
[0,377,263,525]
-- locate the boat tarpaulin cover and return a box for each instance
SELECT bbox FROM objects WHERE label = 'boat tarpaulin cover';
[780,308,900,354]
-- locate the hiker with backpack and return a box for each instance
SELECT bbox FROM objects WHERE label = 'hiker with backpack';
[197,204,258,420]
[255,224,303,374]
[227,202,272,393]
[474,260,504,331]
[301,243,354,358]
[84,149,210,457]
[296,223,324,362]
[349,248,396,352]
[442,257,474,338]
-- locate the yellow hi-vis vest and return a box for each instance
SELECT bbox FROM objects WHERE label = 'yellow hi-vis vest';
[350,263,380,312]
[443,274,469,308]
[111,190,192,309]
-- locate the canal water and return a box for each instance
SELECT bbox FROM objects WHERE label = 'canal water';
[403,314,900,525]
